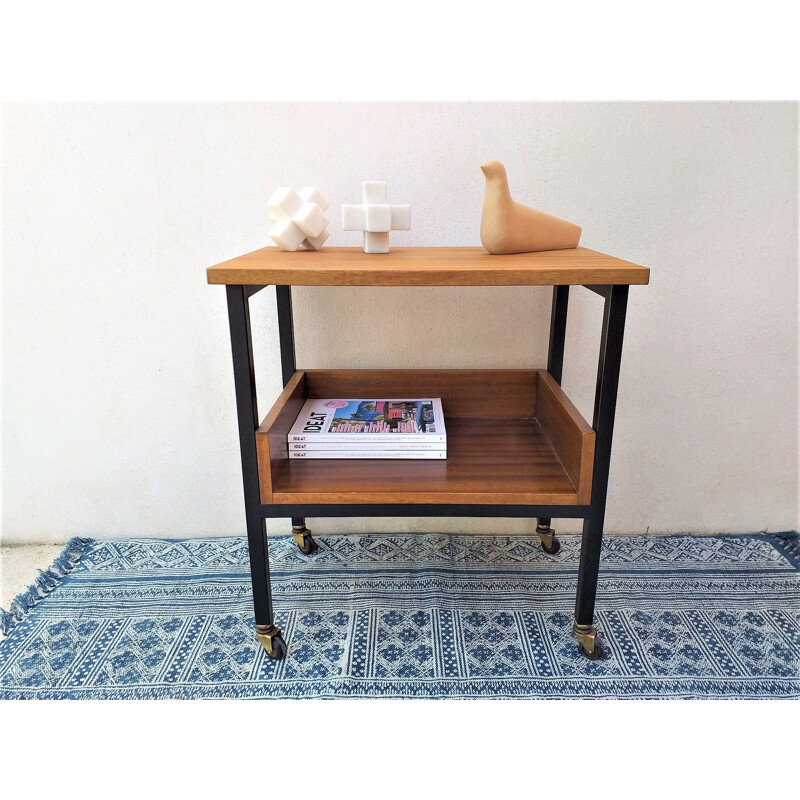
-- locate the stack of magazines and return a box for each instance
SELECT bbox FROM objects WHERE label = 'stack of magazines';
[287,398,447,459]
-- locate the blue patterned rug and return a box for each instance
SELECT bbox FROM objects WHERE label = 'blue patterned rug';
[1,532,798,699]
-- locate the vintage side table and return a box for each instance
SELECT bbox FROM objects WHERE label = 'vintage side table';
[207,246,650,659]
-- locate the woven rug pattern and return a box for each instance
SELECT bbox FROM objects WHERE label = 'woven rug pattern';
[1,532,798,698]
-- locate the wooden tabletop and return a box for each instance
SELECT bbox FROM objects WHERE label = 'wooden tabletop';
[207,246,649,287]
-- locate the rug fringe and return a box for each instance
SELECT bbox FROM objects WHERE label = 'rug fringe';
[0,537,94,636]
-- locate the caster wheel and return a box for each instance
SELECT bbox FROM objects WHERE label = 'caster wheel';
[265,635,288,660]
[542,536,561,555]
[578,640,604,660]
[298,533,318,555]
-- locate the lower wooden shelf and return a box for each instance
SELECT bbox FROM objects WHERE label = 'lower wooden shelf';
[256,369,595,506]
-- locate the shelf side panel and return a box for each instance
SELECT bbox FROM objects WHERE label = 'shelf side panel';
[256,371,307,503]
[302,369,537,419]
[535,371,595,504]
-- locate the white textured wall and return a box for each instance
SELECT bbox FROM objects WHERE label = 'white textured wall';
[2,102,797,544]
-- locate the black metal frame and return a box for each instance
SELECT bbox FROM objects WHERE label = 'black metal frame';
[225,281,629,648]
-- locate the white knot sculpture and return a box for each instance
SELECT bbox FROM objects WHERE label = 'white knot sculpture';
[341,181,410,253]
[268,186,331,251]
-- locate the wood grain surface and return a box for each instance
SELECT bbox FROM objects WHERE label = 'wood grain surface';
[535,371,595,504]
[303,369,537,418]
[255,371,306,503]
[255,369,595,506]
[272,417,580,505]
[207,246,650,287]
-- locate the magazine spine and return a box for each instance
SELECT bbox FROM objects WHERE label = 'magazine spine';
[288,450,447,459]
[289,441,446,451]
[288,433,447,443]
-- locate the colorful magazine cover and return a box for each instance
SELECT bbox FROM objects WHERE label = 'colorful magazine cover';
[287,398,446,442]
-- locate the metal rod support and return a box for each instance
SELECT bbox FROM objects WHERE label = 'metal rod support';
[221,279,634,658]
[574,284,629,626]
[260,504,592,518]
[226,285,276,626]
[547,286,570,385]
[275,286,306,533]
[275,285,297,386]
[583,285,611,299]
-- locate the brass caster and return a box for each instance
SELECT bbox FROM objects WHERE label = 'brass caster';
[536,524,560,555]
[292,525,317,555]
[573,622,603,660]
[256,624,287,659]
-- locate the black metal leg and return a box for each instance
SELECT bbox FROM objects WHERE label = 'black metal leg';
[276,285,317,554]
[574,284,628,657]
[226,285,285,658]
[547,286,569,385]
[275,285,296,385]
[539,287,570,554]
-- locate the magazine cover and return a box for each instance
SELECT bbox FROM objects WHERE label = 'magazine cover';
[287,398,446,442]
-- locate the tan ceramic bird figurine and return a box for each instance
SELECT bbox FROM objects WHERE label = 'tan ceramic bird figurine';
[480,160,582,254]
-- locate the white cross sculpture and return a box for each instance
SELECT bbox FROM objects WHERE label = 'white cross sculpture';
[341,181,411,253]
[268,186,331,251]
